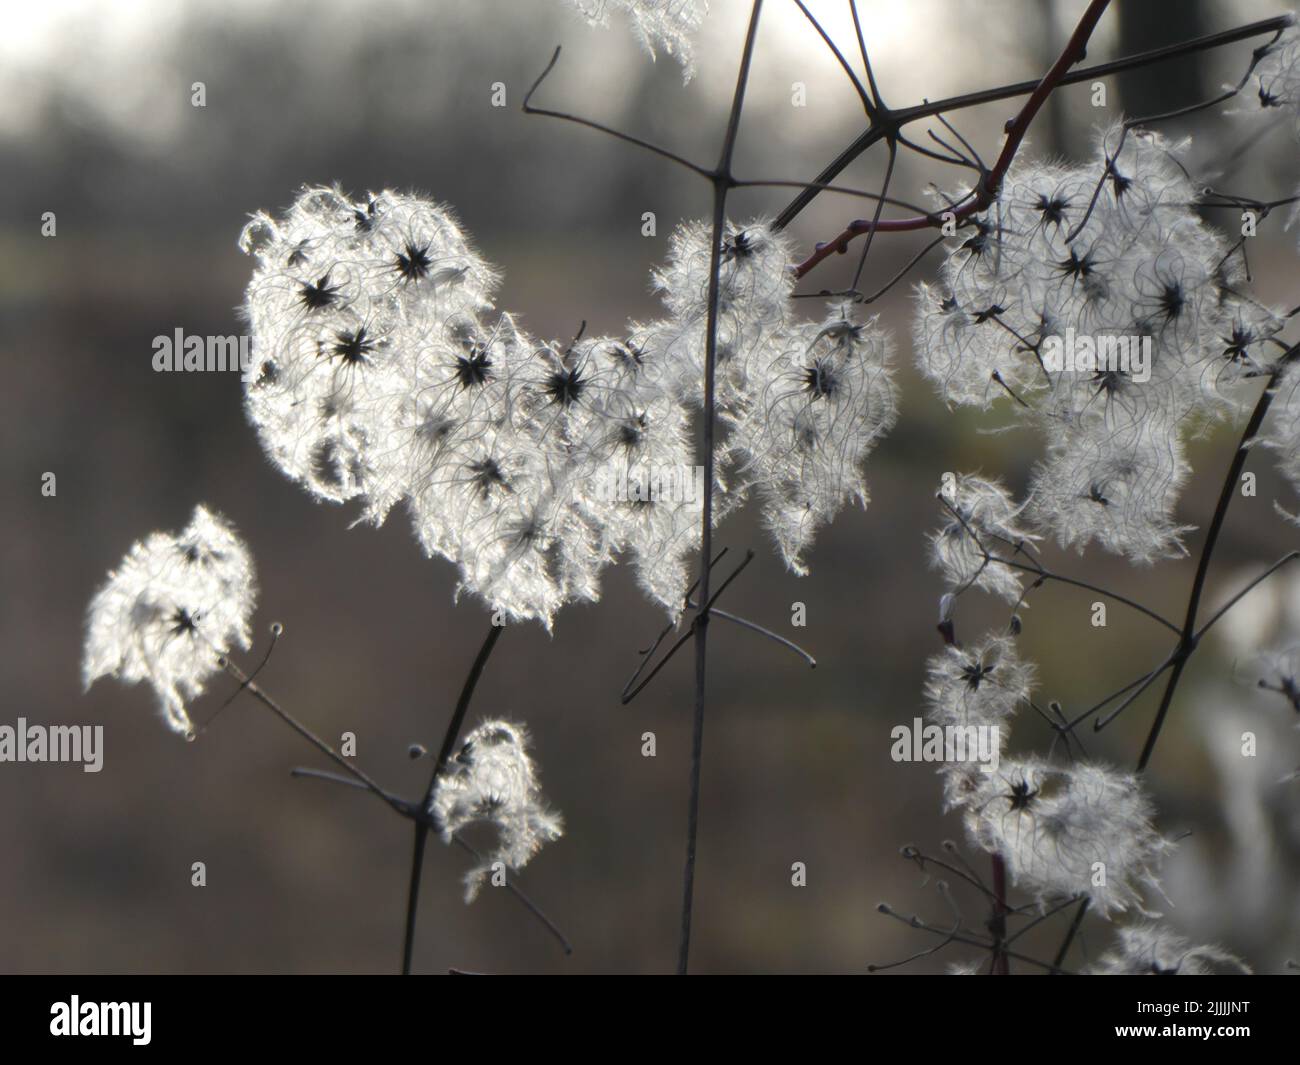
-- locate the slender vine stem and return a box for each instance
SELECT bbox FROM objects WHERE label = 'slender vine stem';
[875,903,1075,973]
[402,622,505,975]
[1052,897,1091,972]
[1195,551,1300,641]
[772,14,1292,235]
[1063,21,1285,245]
[989,853,1010,974]
[1135,347,1298,772]
[939,495,1181,633]
[218,624,570,972]
[1052,346,1299,969]
[220,658,409,818]
[621,550,755,705]
[292,767,571,954]
[791,0,1112,278]
[677,0,765,977]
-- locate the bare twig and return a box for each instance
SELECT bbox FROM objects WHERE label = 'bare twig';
[792,0,1113,278]
[402,622,506,975]
[773,15,1292,233]
[1137,346,1299,772]
[675,0,766,977]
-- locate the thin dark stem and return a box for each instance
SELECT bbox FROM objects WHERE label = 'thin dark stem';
[875,905,1075,974]
[707,607,817,668]
[1064,22,1284,244]
[677,110,724,986]
[994,555,1181,635]
[221,659,407,817]
[402,622,506,975]
[989,853,1010,975]
[1195,552,1300,641]
[793,0,873,115]
[1092,653,1177,733]
[522,46,712,178]
[792,0,1113,278]
[293,768,570,960]
[851,138,897,291]
[931,112,985,171]
[198,622,283,734]
[1052,897,1090,972]
[1136,352,1296,772]
[621,551,753,704]
[729,178,930,214]
[844,233,946,305]
[452,837,573,955]
[1005,895,1085,946]
[772,15,1291,232]
[290,767,371,791]
[848,0,885,110]
[621,549,729,702]
[1052,655,1173,742]
[624,628,697,705]
[678,0,764,977]
[940,495,1180,633]
[428,625,506,778]
[902,845,998,903]
[897,128,981,170]
[401,825,429,976]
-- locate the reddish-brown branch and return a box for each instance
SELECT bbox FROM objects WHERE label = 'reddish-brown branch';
[793,0,1112,279]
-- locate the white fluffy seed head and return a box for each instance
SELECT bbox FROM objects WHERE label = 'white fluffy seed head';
[1089,923,1251,974]
[82,505,257,735]
[651,218,798,401]
[430,719,564,902]
[240,187,606,627]
[960,755,1173,917]
[1263,360,1300,510]
[1027,416,1194,564]
[931,473,1038,602]
[727,301,897,574]
[564,0,709,81]
[239,194,895,623]
[911,126,1254,565]
[924,634,1033,737]
[1244,19,1300,120]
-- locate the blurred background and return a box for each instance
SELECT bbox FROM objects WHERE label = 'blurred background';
[2,0,1299,974]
